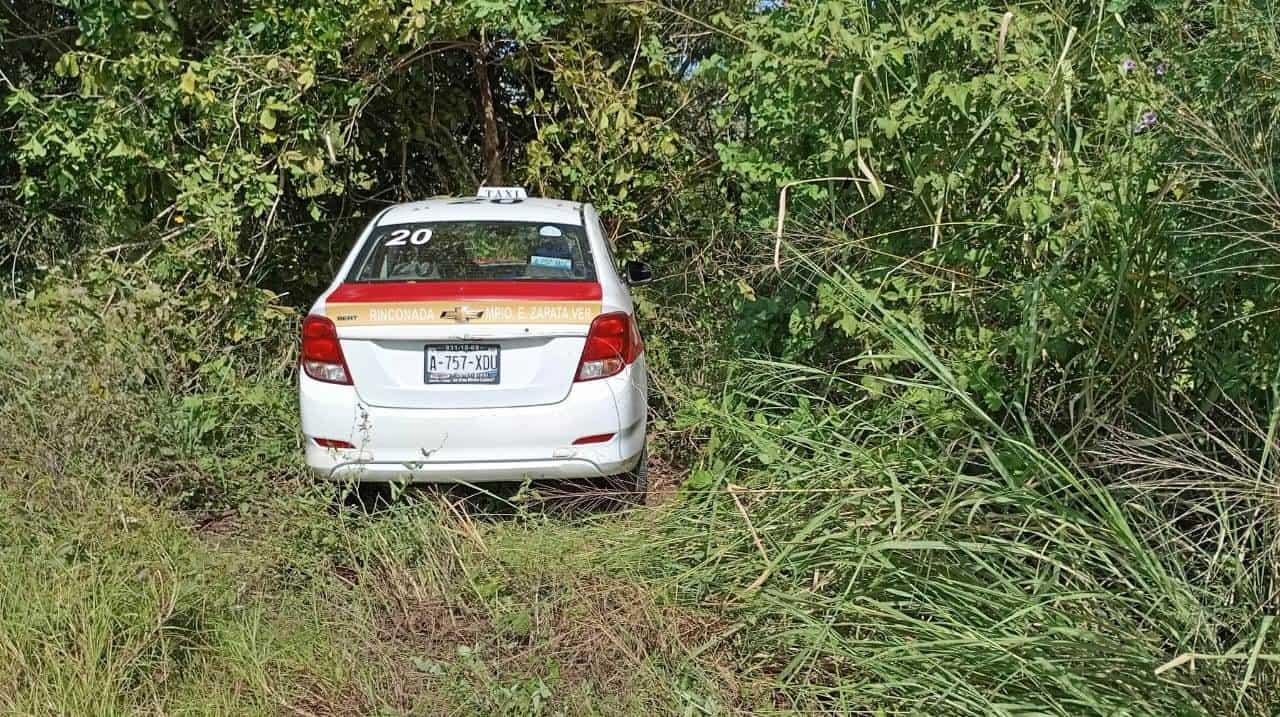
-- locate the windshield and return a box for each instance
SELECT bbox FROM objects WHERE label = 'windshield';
[348,221,596,283]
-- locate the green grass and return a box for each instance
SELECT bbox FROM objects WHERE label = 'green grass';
[1,286,1277,716]
[0,472,754,715]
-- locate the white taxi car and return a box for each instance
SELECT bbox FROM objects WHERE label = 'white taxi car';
[299,187,651,494]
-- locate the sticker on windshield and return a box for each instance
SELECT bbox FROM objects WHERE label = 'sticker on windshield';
[530,255,572,270]
[383,228,432,247]
[539,225,564,237]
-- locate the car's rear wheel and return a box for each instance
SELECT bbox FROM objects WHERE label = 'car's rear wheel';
[605,447,648,506]
[338,480,393,511]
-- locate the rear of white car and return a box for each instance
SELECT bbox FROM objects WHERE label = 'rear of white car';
[299,191,647,484]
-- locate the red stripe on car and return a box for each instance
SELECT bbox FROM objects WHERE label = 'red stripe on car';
[327,281,603,303]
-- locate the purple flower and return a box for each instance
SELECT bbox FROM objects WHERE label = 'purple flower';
[1134,110,1159,135]
[1121,59,1138,74]
[1154,62,1168,77]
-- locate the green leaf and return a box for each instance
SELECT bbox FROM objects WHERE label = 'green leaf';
[942,82,969,112]
[259,108,277,130]
[5,88,37,109]
[874,116,900,139]
[20,135,46,158]
[106,140,133,159]
[54,53,79,78]
[411,657,444,675]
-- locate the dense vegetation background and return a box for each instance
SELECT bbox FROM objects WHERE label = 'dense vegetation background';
[2,0,1279,713]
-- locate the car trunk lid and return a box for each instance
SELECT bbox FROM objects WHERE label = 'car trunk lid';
[324,281,602,409]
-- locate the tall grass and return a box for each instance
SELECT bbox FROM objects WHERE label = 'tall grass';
[630,249,1280,714]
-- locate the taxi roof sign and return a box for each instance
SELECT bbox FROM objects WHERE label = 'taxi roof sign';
[477,186,528,201]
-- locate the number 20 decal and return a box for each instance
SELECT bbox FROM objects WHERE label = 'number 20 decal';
[384,228,432,247]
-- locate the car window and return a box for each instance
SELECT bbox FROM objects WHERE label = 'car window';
[348,221,596,283]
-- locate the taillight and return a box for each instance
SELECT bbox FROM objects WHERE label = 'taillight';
[575,312,643,382]
[572,432,616,445]
[301,315,352,385]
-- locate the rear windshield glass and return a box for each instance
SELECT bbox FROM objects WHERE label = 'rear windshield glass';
[348,221,595,282]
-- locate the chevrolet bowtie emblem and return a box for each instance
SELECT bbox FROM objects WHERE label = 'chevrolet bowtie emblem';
[441,306,485,323]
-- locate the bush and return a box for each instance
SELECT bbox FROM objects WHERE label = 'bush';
[0,270,300,508]
[653,288,1279,712]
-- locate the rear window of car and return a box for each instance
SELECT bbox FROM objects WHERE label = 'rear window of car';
[348,221,596,282]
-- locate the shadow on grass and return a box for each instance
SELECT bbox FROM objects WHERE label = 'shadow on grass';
[336,477,645,520]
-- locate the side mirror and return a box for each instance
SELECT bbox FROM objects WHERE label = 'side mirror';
[624,260,653,285]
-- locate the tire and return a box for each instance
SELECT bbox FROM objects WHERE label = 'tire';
[609,447,648,506]
[332,480,393,511]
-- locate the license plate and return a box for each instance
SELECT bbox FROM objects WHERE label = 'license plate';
[425,343,500,384]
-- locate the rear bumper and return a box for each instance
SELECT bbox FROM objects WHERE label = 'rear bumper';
[299,359,647,483]
[313,455,640,483]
